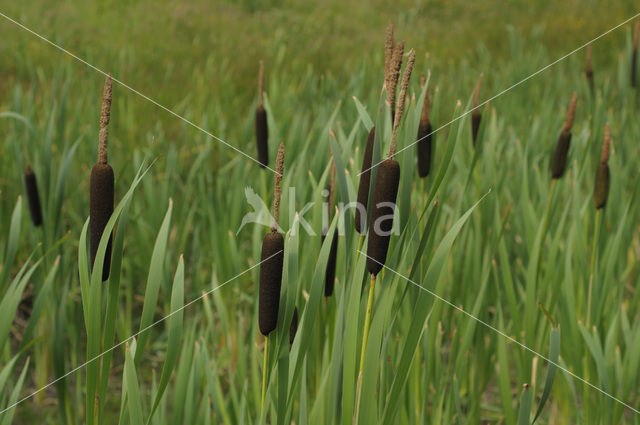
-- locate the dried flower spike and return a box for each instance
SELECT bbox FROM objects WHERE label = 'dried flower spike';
[585,44,594,91]
[594,124,611,209]
[90,74,115,281]
[551,92,577,179]
[24,163,43,227]
[259,142,285,336]
[355,127,375,234]
[256,61,269,168]
[417,72,433,178]
[471,75,483,146]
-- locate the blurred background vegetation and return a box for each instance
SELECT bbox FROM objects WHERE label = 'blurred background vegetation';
[0,0,637,139]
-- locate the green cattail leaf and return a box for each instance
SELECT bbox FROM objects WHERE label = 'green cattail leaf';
[517,384,533,425]
[381,191,489,425]
[0,358,29,425]
[19,255,59,348]
[0,197,22,291]
[352,96,374,132]
[0,256,40,353]
[135,200,173,365]
[532,326,561,423]
[125,342,145,425]
[147,256,185,424]
[286,215,338,411]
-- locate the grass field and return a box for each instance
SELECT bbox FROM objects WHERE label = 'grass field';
[1,1,640,424]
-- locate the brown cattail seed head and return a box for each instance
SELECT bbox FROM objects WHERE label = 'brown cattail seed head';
[259,231,284,336]
[272,142,284,231]
[551,93,577,179]
[594,124,611,209]
[563,92,578,133]
[389,48,416,157]
[90,163,114,281]
[321,230,338,297]
[551,131,572,179]
[355,127,375,234]
[417,120,433,178]
[471,75,483,146]
[255,62,269,169]
[585,44,594,91]
[24,164,43,227]
[366,158,400,276]
[91,74,115,281]
[289,306,299,347]
[417,72,433,177]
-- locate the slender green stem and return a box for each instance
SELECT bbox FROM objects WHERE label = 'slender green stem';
[586,208,602,327]
[354,273,376,424]
[534,179,557,282]
[260,335,268,420]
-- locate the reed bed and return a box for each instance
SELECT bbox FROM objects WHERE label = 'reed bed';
[3,15,640,425]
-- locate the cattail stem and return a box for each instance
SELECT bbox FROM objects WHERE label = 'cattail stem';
[586,209,602,327]
[354,273,376,424]
[260,336,268,419]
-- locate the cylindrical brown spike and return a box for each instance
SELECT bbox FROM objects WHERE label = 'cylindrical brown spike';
[416,120,433,178]
[551,130,572,179]
[289,306,298,347]
[322,230,338,297]
[90,163,114,281]
[355,127,375,234]
[585,44,594,92]
[259,231,284,336]
[256,106,269,168]
[366,159,400,276]
[594,124,611,209]
[593,163,610,209]
[24,164,43,227]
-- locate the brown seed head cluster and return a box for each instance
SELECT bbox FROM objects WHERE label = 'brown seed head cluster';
[594,124,611,209]
[90,74,115,281]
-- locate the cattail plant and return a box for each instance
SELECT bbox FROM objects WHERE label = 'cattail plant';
[259,142,285,416]
[417,73,433,178]
[366,49,414,276]
[289,306,298,347]
[322,156,338,297]
[90,74,115,282]
[587,123,611,326]
[471,75,483,146]
[632,20,639,88]
[594,124,610,209]
[23,151,43,227]
[256,61,269,168]
[585,44,594,92]
[551,92,577,179]
[355,126,375,235]
[356,48,416,424]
